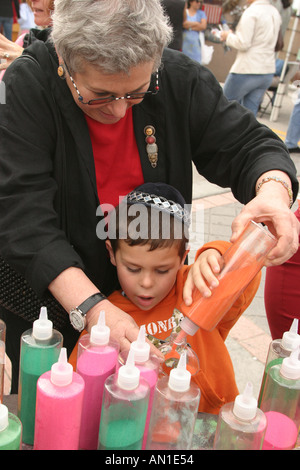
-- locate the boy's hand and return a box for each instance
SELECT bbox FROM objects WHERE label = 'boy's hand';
[183,249,223,306]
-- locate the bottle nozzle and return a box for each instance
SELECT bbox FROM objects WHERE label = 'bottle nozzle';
[117,349,140,390]
[130,325,150,363]
[50,347,73,386]
[233,381,257,421]
[282,318,300,350]
[32,306,53,340]
[168,351,191,392]
[90,310,110,345]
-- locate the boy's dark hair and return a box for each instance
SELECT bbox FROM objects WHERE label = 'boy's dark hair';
[108,183,190,259]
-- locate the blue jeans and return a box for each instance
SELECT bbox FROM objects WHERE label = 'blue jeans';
[0,17,13,40]
[285,90,300,149]
[223,72,274,116]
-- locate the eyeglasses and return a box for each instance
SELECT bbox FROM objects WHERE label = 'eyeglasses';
[64,62,159,106]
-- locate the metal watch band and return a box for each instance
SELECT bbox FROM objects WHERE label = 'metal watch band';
[76,292,107,315]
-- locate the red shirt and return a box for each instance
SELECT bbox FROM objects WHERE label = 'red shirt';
[85,108,144,208]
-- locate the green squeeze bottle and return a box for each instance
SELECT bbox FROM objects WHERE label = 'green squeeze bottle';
[17,306,63,445]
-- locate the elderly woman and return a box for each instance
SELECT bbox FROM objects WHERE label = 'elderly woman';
[0,0,298,392]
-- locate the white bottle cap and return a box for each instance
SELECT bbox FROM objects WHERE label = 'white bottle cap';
[51,348,73,386]
[280,348,300,380]
[180,316,199,336]
[0,404,9,432]
[32,306,53,340]
[233,382,257,421]
[168,351,191,392]
[282,319,300,350]
[117,349,140,390]
[130,325,150,363]
[90,310,110,345]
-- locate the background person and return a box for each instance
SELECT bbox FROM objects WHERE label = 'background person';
[0,0,20,40]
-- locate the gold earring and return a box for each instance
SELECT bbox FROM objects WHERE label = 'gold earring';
[57,65,65,79]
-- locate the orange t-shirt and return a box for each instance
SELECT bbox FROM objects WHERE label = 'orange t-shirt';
[70,240,261,414]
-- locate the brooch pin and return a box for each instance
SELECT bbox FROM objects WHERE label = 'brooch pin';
[144,125,158,168]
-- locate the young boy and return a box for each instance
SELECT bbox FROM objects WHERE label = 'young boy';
[70,182,261,414]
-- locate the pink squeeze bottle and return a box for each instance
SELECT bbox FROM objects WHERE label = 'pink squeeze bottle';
[76,311,119,450]
[119,326,160,449]
[34,348,85,450]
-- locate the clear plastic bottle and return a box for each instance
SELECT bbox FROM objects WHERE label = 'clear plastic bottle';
[213,382,267,450]
[0,404,22,450]
[17,307,63,445]
[76,311,119,450]
[258,318,300,406]
[0,319,6,402]
[119,325,160,449]
[146,351,201,450]
[180,220,276,334]
[34,348,85,450]
[260,348,300,450]
[98,349,150,450]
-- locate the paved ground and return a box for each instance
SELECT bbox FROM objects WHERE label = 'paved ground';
[190,87,300,399]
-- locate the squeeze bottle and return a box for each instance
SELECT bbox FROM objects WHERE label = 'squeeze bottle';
[17,306,63,445]
[76,310,119,450]
[0,404,22,450]
[213,382,267,450]
[34,347,85,450]
[146,351,200,450]
[179,220,277,335]
[0,319,6,402]
[119,325,160,449]
[260,348,300,450]
[98,349,150,450]
[258,318,300,406]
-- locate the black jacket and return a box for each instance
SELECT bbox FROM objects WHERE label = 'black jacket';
[0,34,298,299]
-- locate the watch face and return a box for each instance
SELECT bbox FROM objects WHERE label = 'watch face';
[70,310,85,331]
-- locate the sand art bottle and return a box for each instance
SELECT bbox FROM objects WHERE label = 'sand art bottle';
[258,318,300,406]
[34,348,85,450]
[119,325,160,449]
[98,349,150,450]
[76,311,119,450]
[260,348,300,450]
[213,382,267,450]
[17,307,63,445]
[146,351,200,450]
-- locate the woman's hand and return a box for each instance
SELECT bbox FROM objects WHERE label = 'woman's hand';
[0,33,24,71]
[182,248,223,306]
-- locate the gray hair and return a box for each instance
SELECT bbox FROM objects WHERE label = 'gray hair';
[51,0,173,74]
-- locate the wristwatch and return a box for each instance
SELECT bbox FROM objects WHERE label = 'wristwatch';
[69,292,106,331]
